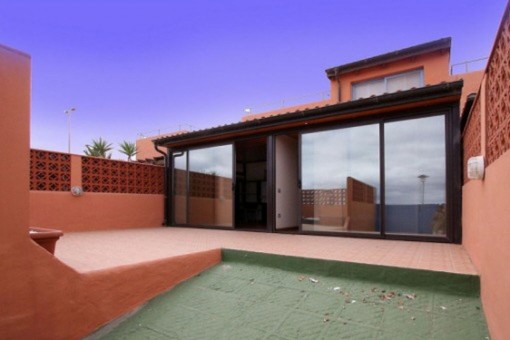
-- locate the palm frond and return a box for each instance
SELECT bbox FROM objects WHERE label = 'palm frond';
[119,141,138,161]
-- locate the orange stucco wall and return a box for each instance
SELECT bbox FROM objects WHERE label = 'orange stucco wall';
[29,152,165,232]
[136,136,166,161]
[331,50,450,102]
[462,5,510,338]
[30,191,164,231]
[0,44,221,339]
[462,150,510,340]
[136,130,188,161]
[449,70,484,112]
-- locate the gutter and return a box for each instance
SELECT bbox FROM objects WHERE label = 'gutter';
[460,93,477,133]
[155,80,463,147]
[154,144,169,226]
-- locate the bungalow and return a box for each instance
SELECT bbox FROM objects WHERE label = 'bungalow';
[152,37,482,243]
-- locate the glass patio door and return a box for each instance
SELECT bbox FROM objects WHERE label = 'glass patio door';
[300,123,381,234]
[384,115,446,236]
[172,144,234,228]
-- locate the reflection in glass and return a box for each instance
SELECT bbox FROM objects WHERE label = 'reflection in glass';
[188,145,233,227]
[173,151,188,224]
[385,115,446,235]
[301,124,380,233]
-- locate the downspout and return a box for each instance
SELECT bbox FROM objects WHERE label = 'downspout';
[154,144,169,226]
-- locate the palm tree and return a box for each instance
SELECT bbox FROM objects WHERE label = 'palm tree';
[84,138,113,158]
[119,141,138,162]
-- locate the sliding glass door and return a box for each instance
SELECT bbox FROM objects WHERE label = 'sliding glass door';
[172,144,233,228]
[170,111,451,240]
[299,114,448,238]
[173,151,187,224]
[384,115,446,236]
[301,124,380,234]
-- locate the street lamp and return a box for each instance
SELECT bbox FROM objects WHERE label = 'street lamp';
[417,174,429,204]
[64,107,76,154]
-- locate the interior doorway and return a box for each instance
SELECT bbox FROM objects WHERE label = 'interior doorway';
[235,138,267,230]
[274,133,299,232]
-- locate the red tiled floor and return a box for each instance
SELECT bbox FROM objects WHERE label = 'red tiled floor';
[55,227,477,275]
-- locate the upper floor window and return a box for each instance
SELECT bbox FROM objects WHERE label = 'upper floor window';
[352,69,424,100]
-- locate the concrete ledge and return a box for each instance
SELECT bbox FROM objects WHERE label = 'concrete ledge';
[70,248,221,338]
[222,249,480,296]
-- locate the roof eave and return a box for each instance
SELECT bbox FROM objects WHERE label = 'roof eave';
[325,37,451,79]
[155,80,463,148]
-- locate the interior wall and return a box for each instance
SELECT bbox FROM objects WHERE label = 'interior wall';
[275,135,299,229]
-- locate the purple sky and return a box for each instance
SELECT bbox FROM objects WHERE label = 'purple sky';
[0,0,507,159]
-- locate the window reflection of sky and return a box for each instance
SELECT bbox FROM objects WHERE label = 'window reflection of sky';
[385,115,445,204]
[301,124,380,201]
[174,116,445,205]
[301,115,445,205]
[173,151,187,170]
[189,145,233,178]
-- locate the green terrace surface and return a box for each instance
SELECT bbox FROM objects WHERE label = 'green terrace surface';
[99,250,489,339]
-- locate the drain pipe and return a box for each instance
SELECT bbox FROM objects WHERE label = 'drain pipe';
[154,144,169,226]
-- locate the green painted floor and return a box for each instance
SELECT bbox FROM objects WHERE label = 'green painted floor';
[99,250,489,339]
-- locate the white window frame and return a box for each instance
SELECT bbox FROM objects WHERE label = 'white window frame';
[352,69,424,100]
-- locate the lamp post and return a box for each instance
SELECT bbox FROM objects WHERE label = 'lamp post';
[64,107,76,154]
[418,174,429,204]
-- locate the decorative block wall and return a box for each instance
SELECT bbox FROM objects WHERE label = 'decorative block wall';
[174,169,232,200]
[81,156,164,194]
[301,177,375,206]
[30,149,71,191]
[301,189,346,205]
[29,150,164,194]
[486,15,510,165]
[463,11,510,181]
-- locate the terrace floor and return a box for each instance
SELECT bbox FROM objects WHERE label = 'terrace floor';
[55,227,476,275]
[59,228,484,339]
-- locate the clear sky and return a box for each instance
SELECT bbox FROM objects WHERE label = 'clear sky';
[0,0,507,159]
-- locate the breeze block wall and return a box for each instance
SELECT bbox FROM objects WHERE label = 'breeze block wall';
[462,4,510,340]
[29,149,165,231]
